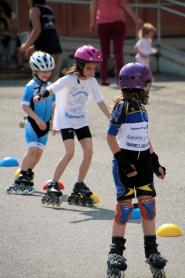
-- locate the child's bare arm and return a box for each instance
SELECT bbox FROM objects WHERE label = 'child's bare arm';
[97,101,111,119]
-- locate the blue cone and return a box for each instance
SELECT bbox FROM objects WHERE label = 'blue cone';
[130,203,141,220]
[0,157,19,167]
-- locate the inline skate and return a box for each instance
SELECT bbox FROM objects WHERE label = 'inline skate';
[6,169,34,194]
[146,253,167,278]
[107,238,127,278]
[68,181,97,206]
[41,180,63,206]
[145,237,167,278]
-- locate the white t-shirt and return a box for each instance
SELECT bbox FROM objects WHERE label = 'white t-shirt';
[47,73,104,129]
[135,38,157,68]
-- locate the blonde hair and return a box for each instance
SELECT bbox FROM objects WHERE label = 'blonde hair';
[138,23,156,39]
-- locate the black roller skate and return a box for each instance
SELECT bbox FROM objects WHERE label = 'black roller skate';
[146,253,167,278]
[144,236,167,278]
[41,180,63,206]
[6,169,34,194]
[107,237,127,278]
[68,181,94,206]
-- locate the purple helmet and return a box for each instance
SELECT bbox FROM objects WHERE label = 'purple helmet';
[119,63,152,90]
[74,45,102,63]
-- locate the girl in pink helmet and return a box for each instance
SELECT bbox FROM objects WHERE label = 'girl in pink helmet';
[34,45,110,206]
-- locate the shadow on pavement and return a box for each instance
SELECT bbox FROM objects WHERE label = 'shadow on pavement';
[43,204,115,222]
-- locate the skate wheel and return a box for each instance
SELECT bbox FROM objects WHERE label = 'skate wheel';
[86,197,93,206]
[50,196,58,205]
[19,186,26,194]
[41,195,49,205]
[107,268,125,278]
[55,196,63,206]
[28,187,34,193]
[6,187,13,194]
[150,267,166,278]
[47,195,55,205]
[14,186,20,193]
[68,195,73,204]
[81,196,87,206]
[74,195,81,205]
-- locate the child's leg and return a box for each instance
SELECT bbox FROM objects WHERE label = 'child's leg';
[20,147,43,171]
[107,154,136,274]
[67,137,93,205]
[107,199,133,274]
[138,196,156,235]
[112,199,133,237]
[138,196,167,271]
[52,139,74,181]
[6,147,42,194]
[78,137,93,182]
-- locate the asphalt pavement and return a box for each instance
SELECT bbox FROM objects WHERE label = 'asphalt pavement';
[0,74,185,278]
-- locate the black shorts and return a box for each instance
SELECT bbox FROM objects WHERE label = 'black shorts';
[60,126,92,141]
[113,149,156,201]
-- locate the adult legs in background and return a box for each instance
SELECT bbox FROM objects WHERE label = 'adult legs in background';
[112,21,126,82]
[97,23,111,85]
[8,38,17,64]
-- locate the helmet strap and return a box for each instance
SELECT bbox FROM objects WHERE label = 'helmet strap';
[34,73,48,84]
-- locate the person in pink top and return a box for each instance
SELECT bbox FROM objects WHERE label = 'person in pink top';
[90,0,143,86]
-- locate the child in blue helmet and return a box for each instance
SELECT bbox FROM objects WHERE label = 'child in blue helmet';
[106,63,167,277]
[6,51,56,194]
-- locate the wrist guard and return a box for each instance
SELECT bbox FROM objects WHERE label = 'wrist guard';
[114,151,135,176]
[38,89,50,100]
[151,152,166,177]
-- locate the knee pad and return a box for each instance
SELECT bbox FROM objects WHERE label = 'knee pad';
[114,201,133,224]
[138,198,156,220]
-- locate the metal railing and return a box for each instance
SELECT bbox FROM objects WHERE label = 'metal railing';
[47,0,185,72]
[47,0,185,46]
[16,0,185,72]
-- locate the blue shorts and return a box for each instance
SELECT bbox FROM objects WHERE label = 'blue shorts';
[25,121,48,149]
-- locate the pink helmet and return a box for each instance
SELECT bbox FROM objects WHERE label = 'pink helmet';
[74,45,102,63]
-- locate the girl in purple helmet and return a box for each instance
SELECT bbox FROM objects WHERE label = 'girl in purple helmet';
[106,63,167,277]
[34,45,110,206]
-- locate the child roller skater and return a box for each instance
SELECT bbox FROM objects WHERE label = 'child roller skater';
[33,45,110,206]
[106,63,167,277]
[134,22,157,70]
[7,51,55,195]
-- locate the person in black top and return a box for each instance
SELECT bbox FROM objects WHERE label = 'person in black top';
[20,0,62,81]
[0,0,20,67]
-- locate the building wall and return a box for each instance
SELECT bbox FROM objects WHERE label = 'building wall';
[17,0,185,38]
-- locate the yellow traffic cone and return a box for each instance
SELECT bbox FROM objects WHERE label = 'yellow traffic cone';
[156,223,183,237]
[14,168,21,177]
[91,192,100,204]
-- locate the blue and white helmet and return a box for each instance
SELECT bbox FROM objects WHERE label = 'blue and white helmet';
[29,51,55,71]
